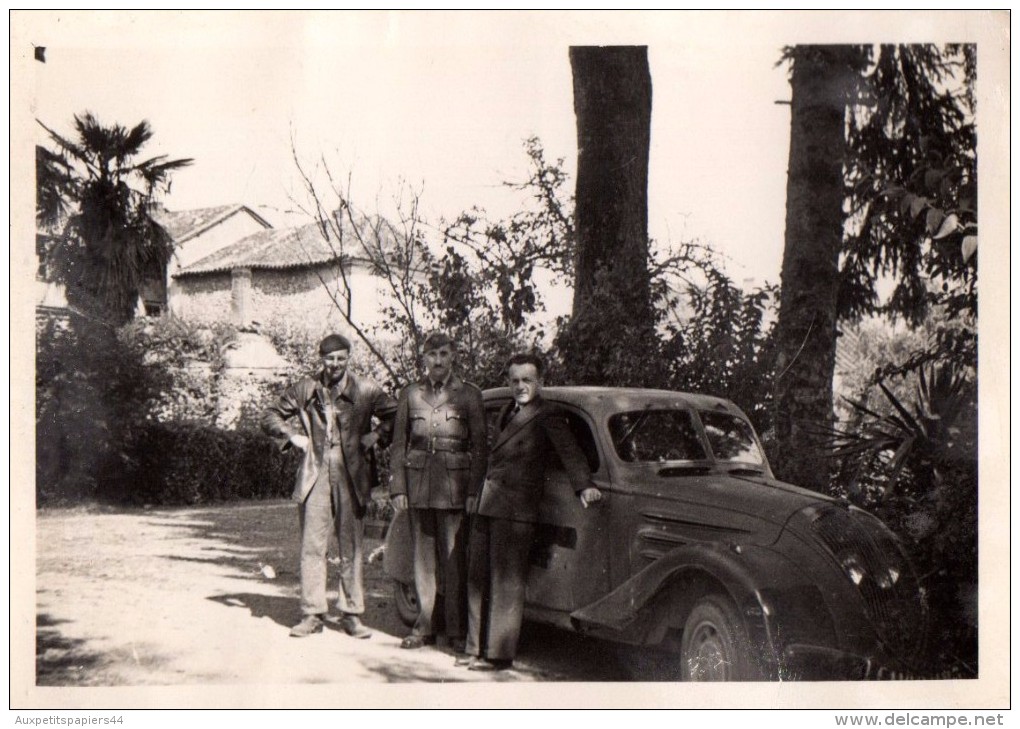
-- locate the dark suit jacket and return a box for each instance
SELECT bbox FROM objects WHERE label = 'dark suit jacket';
[262,371,396,506]
[475,397,592,522]
[390,374,488,509]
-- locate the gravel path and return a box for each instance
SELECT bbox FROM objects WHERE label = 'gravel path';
[35,500,637,687]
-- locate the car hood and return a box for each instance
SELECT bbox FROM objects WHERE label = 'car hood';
[625,465,835,547]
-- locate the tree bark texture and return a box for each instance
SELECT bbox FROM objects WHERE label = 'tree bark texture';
[568,46,652,319]
[774,46,859,492]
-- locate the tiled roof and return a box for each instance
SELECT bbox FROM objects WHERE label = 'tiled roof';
[176,223,348,276]
[151,205,270,244]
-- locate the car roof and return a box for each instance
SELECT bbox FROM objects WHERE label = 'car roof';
[482,386,744,415]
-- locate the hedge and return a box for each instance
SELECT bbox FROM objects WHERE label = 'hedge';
[110,423,299,505]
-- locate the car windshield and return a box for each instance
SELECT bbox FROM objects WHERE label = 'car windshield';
[699,410,765,466]
[608,410,708,463]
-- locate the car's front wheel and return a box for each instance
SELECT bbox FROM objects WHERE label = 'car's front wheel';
[393,580,420,627]
[680,594,761,681]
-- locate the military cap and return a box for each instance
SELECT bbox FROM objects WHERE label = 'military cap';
[421,331,455,353]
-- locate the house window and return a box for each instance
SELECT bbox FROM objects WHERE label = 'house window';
[143,300,164,317]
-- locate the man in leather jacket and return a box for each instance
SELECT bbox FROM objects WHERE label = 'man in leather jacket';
[390,332,488,650]
[262,334,395,639]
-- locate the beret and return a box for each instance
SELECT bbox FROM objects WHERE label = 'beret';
[319,333,352,355]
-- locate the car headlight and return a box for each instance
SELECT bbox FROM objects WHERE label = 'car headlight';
[841,554,866,586]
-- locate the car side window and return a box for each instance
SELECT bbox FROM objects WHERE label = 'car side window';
[608,410,708,463]
[563,411,600,473]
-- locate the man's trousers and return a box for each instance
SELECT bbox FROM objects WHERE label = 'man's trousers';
[465,515,535,661]
[409,507,466,640]
[298,444,364,616]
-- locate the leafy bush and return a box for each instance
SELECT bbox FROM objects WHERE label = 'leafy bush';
[118,315,238,423]
[109,422,298,505]
[37,312,299,505]
[826,362,977,674]
[667,270,779,443]
[36,314,157,504]
[552,266,669,388]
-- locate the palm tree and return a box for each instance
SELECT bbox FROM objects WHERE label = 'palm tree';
[37,112,193,325]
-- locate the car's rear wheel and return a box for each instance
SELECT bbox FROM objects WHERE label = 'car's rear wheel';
[680,594,761,681]
[393,579,420,627]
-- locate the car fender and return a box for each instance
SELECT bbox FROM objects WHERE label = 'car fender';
[569,542,835,669]
[383,508,414,585]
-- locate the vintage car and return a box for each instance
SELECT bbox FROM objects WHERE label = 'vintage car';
[383,386,927,680]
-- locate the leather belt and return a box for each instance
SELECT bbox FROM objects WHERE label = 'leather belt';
[409,435,470,453]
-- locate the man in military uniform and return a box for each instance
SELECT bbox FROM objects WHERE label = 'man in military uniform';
[262,333,395,639]
[390,332,488,650]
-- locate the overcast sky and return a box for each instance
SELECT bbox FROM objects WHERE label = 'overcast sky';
[17,10,1006,290]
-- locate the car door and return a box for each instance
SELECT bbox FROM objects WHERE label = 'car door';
[514,402,612,613]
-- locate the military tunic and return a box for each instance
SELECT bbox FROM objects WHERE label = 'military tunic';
[390,375,488,508]
[391,374,487,640]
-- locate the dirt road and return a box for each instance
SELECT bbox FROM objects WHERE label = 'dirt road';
[35,500,645,688]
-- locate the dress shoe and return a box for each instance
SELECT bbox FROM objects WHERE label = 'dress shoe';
[338,614,372,639]
[289,614,325,637]
[468,657,513,672]
[400,634,435,649]
[454,653,476,667]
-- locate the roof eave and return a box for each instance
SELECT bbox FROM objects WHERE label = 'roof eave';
[171,205,273,245]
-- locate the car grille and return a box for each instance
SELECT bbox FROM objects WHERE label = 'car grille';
[809,506,926,663]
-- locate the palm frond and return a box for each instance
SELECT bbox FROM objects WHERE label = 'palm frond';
[121,121,154,157]
[879,380,924,435]
[37,119,91,168]
[839,394,886,420]
[136,157,194,188]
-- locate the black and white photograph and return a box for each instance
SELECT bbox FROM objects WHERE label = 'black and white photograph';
[10,9,1010,713]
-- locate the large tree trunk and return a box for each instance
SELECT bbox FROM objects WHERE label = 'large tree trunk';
[560,46,658,385]
[569,45,652,316]
[773,46,860,492]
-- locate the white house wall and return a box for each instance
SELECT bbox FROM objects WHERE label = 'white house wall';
[347,266,396,332]
[167,211,271,315]
[173,262,399,334]
[172,273,233,324]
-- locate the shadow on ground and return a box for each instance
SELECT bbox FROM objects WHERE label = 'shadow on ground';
[36,613,106,686]
[191,504,638,681]
[207,592,297,630]
[515,622,634,681]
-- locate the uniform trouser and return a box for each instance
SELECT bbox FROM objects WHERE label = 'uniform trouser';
[298,445,364,616]
[409,507,466,639]
[465,515,535,661]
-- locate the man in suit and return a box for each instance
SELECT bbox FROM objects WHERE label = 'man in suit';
[262,333,395,638]
[459,353,602,671]
[390,332,488,650]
